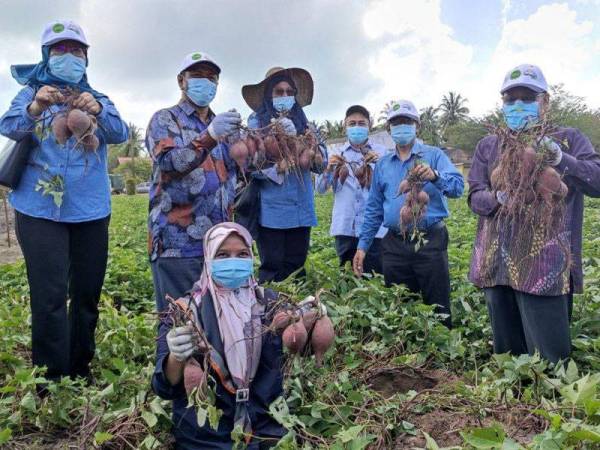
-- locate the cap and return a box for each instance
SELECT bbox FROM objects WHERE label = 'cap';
[345,105,370,120]
[41,20,88,47]
[500,64,548,94]
[179,51,221,75]
[386,99,419,122]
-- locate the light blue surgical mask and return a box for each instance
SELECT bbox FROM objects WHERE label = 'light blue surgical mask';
[186,77,217,107]
[273,96,295,113]
[502,100,539,131]
[390,123,416,146]
[48,54,86,84]
[346,126,369,145]
[210,257,253,289]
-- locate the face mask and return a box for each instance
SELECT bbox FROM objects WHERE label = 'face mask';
[346,126,369,145]
[272,96,295,113]
[502,100,539,131]
[390,123,416,146]
[48,54,86,83]
[186,77,217,107]
[210,257,253,289]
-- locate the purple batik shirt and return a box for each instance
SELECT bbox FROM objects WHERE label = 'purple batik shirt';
[468,127,600,296]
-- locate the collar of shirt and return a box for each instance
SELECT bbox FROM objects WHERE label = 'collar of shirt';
[178,99,215,124]
[390,139,423,163]
[342,140,372,155]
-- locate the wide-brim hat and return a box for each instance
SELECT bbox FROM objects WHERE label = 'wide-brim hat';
[242,67,313,112]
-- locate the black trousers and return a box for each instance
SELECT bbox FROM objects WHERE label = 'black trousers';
[256,226,310,283]
[485,285,571,363]
[382,224,452,328]
[15,211,110,380]
[335,236,383,275]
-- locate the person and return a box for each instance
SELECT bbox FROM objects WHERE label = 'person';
[152,222,328,448]
[0,21,128,384]
[468,64,600,363]
[354,100,464,328]
[146,52,242,312]
[316,105,389,274]
[241,67,327,283]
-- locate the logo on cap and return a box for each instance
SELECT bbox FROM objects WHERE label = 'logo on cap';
[52,23,65,33]
[393,103,401,111]
[192,53,202,61]
[510,70,521,80]
[523,68,537,79]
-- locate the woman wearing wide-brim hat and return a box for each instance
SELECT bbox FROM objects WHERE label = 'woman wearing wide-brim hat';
[242,67,327,283]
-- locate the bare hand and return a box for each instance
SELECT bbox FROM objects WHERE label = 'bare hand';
[353,249,366,277]
[28,86,65,116]
[72,92,102,115]
[413,164,436,181]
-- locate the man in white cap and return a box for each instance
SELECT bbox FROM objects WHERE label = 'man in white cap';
[145,52,242,312]
[354,100,464,328]
[468,64,600,362]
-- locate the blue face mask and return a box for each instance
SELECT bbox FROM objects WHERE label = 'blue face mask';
[48,54,86,84]
[502,100,539,131]
[346,126,369,145]
[210,257,253,289]
[186,77,217,107]
[272,96,295,113]
[390,123,416,146]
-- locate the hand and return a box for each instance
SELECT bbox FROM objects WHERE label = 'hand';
[495,190,508,205]
[278,117,296,136]
[72,92,102,115]
[413,164,437,181]
[28,86,65,116]
[537,137,562,166]
[353,249,366,277]
[208,111,242,139]
[166,323,196,362]
[247,114,260,130]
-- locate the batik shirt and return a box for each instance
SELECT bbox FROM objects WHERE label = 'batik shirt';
[146,100,236,261]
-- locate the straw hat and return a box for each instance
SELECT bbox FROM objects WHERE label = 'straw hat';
[242,67,314,112]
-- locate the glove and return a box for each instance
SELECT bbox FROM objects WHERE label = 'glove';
[247,114,260,130]
[537,136,562,166]
[277,117,297,136]
[496,190,508,205]
[166,323,196,362]
[207,111,242,139]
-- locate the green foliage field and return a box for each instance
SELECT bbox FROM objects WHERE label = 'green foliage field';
[1,194,600,449]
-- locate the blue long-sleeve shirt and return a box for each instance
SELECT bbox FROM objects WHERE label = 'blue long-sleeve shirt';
[316,140,390,238]
[0,86,128,222]
[358,140,464,251]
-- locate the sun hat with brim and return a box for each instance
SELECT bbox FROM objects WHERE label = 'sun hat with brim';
[386,99,420,123]
[42,20,88,47]
[500,64,547,94]
[242,67,314,112]
[179,51,221,75]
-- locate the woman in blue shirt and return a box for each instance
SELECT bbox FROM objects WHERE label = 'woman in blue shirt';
[0,21,128,385]
[241,67,327,283]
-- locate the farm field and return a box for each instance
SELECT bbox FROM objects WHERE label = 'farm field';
[1,194,600,449]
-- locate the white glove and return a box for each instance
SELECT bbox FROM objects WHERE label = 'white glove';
[247,114,260,130]
[537,136,562,166]
[207,110,242,139]
[277,117,297,136]
[496,190,508,205]
[167,324,196,362]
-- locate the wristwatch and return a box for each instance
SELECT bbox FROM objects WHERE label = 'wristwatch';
[432,169,440,182]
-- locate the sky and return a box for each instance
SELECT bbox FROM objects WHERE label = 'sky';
[0,0,599,144]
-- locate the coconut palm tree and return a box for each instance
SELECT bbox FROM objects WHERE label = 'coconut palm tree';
[419,106,443,146]
[439,92,470,127]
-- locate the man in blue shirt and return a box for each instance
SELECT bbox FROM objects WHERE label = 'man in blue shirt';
[354,100,464,327]
[317,105,389,274]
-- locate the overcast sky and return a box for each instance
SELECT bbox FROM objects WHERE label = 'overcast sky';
[1,0,599,141]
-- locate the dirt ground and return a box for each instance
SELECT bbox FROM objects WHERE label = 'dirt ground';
[0,193,22,265]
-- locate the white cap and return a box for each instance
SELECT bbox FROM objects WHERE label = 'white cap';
[500,64,548,94]
[41,20,88,47]
[179,51,221,75]
[386,99,420,122]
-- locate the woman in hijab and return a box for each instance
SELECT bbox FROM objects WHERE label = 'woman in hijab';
[0,20,128,386]
[241,67,327,283]
[153,222,291,448]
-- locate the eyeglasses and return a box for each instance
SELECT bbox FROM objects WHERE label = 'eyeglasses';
[502,93,540,105]
[273,88,296,97]
[50,43,86,58]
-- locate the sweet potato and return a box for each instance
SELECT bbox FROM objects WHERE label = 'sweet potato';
[311,316,335,368]
[301,309,318,332]
[521,146,537,176]
[400,205,412,225]
[183,357,205,396]
[52,114,71,145]
[264,135,281,160]
[417,190,430,205]
[271,310,292,333]
[338,165,349,185]
[282,320,307,354]
[399,179,410,194]
[230,140,249,169]
[298,149,312,170]
[244,136,257,158]
[536,166,567,202]
[67,109,92,138]
[81,133,99,152]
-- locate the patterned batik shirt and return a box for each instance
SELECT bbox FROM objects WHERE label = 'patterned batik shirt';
[146,99,236,261]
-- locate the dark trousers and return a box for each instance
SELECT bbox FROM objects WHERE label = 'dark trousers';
[335,236,383,275]
[14,211,110,380]
[151,257,203,312]
[256,226,310,283]
[485,285,571,363]
[382,224,452,328]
